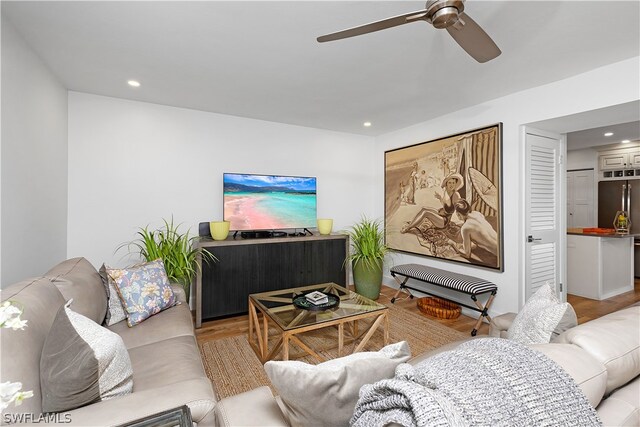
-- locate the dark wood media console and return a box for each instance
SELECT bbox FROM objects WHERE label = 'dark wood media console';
[194,234,349,328]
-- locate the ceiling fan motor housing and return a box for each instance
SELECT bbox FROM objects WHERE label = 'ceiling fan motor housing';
[426,0,464,29]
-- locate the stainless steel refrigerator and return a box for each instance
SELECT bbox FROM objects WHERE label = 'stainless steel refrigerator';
[598,179,640,276]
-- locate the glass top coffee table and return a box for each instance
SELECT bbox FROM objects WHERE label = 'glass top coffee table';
[248,283,389,362]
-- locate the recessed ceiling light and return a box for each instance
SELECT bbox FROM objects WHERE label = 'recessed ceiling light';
[604,132,614,137]
[363,122,372,127]
[127,80,141,87]
[621,139,631,143]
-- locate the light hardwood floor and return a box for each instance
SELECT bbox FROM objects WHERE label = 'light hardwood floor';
[195,281,640,345]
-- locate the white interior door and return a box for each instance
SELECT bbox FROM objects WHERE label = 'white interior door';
[567,169,595,227]
[525,128,565,301]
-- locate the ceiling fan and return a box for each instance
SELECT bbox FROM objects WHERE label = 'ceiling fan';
[317,0,501,63]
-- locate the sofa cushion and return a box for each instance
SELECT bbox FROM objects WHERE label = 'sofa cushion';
[489,312,516,338]
[127,335,206,391]
[596,376,640,427]
[40,303,133,413]
[555,305,640,394]
[45,257,108,324]
[531,343,608,408]
[107,303,194,350]
[264,341,411,427]
[0,277,67,416]
[508,283,574,345]
[99,264,128,326]
[106,259,177,327]
[214,386,288,427]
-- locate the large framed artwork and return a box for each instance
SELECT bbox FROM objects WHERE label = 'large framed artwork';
[385,123,503,271]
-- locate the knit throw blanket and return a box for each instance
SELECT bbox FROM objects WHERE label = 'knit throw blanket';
[351,338,601,427]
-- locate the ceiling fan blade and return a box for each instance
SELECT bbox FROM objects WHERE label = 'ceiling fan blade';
[317,9,428,43]
[446,13,501,63]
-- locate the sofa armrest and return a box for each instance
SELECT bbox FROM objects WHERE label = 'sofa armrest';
[214,386,289,427]
[59,378,215,426]
[489,312,517,337]
[170,283,188,304]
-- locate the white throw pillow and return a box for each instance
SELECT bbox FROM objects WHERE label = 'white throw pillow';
[508,283,572,345]
[264,341,411,427]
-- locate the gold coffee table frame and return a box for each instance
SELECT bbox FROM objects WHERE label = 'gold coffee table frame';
[248,283,389,362]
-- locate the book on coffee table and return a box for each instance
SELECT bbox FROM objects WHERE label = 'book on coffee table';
[305,291,329,305]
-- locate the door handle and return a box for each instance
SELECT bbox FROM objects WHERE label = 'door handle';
[628,183,632,223]
[527,235,542,243]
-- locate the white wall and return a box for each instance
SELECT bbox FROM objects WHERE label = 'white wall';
[567,148,598,171]
[1,15,68,286]
[374,57,640,315]
[67,92,375,268]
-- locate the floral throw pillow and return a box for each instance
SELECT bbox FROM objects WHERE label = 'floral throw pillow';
[106,259,177,327]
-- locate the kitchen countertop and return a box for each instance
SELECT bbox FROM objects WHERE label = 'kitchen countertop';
[567,230,639,238]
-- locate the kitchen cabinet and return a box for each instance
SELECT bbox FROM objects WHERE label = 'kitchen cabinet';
[600,153,629,170]
[599,146,640,170]
[629,151,640,167]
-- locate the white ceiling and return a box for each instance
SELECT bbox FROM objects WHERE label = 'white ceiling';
[2,1,639,136]
[566,119,640,151]
[529,101,640,151]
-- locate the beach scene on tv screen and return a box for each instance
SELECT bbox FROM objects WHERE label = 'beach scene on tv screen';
[223,174,317,230]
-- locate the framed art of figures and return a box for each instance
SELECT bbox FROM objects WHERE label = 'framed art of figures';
[384,123,503,271]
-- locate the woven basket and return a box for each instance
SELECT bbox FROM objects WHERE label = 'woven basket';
[417,297,461,319]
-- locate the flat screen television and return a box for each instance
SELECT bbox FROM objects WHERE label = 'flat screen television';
[223,173,317,231]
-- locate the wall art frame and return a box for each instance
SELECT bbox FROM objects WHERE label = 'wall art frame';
[384,123,503,271]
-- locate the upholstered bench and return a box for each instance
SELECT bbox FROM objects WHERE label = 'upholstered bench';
[390,263,497,336]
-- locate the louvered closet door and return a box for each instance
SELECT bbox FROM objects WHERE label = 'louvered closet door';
[525,130,563,301]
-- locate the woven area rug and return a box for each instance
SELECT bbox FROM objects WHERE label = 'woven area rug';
[199,303,467,400]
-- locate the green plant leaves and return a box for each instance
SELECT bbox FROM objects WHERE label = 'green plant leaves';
[119,217,217,293]
[345,216,389,271]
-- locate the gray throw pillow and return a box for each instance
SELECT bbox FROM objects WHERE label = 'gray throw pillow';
[40,301,133,413]
[45,258,108,324]
[99,264,127,326]
[508,283,575,345]
[264,341,411,427]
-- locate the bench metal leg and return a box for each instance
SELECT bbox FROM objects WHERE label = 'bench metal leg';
[470,290,497,336]
[390,276,413,303]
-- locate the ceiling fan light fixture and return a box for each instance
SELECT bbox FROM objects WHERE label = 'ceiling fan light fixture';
[431,6,461,29]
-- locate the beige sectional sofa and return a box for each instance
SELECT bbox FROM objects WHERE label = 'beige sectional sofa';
[0,258,216,426]
[3,257,638,426]
[215,304,640,426]
[490,305,640,427]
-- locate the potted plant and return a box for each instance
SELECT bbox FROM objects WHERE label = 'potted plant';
[345,216,389,300]
[121,218,217,302]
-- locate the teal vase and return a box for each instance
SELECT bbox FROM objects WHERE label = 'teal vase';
[353,259,383,300]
